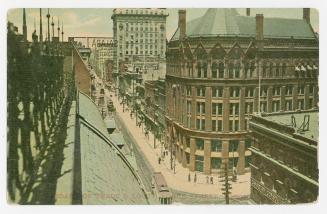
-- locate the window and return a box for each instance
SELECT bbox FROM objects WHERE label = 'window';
[197,87,205,97]
[212,103,223,115]
[309,85,314,95]
[235,63,240,78]
[275,64,280,77]
[298,99,304,110]
[282,63,287,76]
[228,63,234,78]
[230,87,240,97]
[186,87,192,96]
[197,62,201,78]
[245,102,253,114]
[229,120,239,132]
[244,62,249,78]
[262,62,267,77]
[211,140,222,152]
[273,87,281,96]
[212,87,223,98]
[196,139,204,150]
[212,62,218,78]
[229,140,239,152]
[230,103,239,115]
[212,120,223,132]
[218,62,224,78]
[285,100,293,111]
[272,100,280,112]
[260,101,267,112]
[249,61,255,78]
[197,102,205,115]
[286,85,293,95]
[196,119,205,131]
[298,85,305,95]
[246,88,254,97]
[260,87,267,97]
[211,158,222,169]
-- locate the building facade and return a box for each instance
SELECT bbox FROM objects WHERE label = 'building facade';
[143,79,166,147]
[165,9,318,175]
[111,8,168,93]
[249,111,318,204]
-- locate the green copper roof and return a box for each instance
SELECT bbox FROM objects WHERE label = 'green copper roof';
[77,92,149,204]
[171,8,316,40]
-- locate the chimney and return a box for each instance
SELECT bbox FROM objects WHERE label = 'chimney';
[178,9,186,40]
[246,8,250,16]
[303,8,310,23]
[256,14,264,40]
[256,14,264,50]
[23,8,27,41]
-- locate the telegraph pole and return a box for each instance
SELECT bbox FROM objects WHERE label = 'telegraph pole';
[219,159,232,204]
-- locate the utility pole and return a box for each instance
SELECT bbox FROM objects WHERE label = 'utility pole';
[219,159,232,204]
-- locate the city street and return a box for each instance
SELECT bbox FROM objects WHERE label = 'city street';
[107,88,251,197]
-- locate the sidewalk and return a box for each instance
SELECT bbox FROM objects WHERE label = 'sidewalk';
[107,90,250,197]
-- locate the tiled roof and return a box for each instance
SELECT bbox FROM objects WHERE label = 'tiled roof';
[77,92,149,204]
[171,8,316,41]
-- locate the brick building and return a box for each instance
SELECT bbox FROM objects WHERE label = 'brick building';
[249,111,318,204]
[165,8,318,175]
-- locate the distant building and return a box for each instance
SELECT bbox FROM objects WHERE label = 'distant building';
[111,8,168,96]
[165,8,318,175]
[249,110,318,204]
[143,79,166,144]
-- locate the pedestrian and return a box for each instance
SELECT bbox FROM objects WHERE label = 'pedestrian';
[158,157,161,164]
[194,173,197,183]
[188,173,191,182]
[210,176,213,184]
[206,176,209,184]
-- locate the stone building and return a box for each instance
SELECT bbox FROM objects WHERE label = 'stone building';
[249,111,318,204]
[111,8,168,95]
[165,8,318,175]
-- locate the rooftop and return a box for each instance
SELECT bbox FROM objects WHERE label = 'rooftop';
[77,92,149,204]
[263,111,318,142]
[171,8,316,41]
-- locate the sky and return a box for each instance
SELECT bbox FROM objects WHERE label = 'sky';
[7,8,319,41]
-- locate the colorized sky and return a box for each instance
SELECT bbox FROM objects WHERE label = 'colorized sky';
[7,8,319,41]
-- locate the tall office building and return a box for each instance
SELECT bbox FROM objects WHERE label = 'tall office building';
[111,8,168,82]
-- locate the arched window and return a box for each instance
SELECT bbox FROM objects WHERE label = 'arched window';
[212,62,218,78]
[218,62,224,78]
